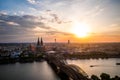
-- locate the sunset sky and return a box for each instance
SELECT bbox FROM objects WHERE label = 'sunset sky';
[0,0,120,43]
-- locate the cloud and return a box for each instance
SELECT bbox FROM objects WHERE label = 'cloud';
[27,0,37,4]
[0,13,45,36]
[0,11,7,15]
[40,10,71,24]
[50,13,63,24]
[1,0,120,42]
[0,12,73,42]
[109,23,119,27]
[0,14,44,28]
[27,0,107,22]
[6,21,20,26]
[45,30,72,35]
[29,7,37,11]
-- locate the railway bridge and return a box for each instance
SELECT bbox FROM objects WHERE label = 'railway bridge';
[46,54,90,80]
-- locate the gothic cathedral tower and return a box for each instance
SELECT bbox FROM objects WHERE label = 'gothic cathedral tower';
[36,37,45,54]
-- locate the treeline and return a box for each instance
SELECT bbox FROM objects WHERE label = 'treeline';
[91,73,120,80]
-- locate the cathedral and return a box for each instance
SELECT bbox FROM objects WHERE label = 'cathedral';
[36,37,45,54]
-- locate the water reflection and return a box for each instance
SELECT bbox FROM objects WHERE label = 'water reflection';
[67,58,120,77]
[0,61,60,80]
[0,59,120,80]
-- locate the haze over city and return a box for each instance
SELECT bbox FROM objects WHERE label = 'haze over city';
[0,0,120,43]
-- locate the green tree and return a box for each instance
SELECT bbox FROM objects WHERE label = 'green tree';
[100,73,110,80]
[91,75,100,80]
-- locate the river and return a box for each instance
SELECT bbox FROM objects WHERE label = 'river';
[0,58,120,80]
[67,58,120,77]
[0,61,60,80]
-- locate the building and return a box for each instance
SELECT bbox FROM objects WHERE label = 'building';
[68,40,70,44]
[36,37,45,54]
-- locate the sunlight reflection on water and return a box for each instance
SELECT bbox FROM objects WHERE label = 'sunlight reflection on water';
[67,58,120,77]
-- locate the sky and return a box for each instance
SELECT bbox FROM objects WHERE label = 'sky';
[0,0,120,43]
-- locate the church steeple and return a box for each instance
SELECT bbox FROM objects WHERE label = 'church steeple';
[41,37,43,46]
[37,37,40,46]
[36,37,45,54]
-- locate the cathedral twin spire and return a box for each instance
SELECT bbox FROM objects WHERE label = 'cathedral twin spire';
[37,37,43,46]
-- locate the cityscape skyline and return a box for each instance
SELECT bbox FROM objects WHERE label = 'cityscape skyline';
[0,0,120,43]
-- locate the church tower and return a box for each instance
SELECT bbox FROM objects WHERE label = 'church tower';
[36,37,45,54]
[37,37,40,46]
[37,37,43,46]
[40,37,43,46]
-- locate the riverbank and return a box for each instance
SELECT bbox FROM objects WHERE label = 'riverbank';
[63,52,120,59]
[0,53,120,64]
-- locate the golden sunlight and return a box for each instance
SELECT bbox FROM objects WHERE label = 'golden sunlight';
[71,22,91,38]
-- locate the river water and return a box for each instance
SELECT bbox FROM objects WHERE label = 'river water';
[67,58,120,77]
[0,61,60,80]
[0,58,120,80]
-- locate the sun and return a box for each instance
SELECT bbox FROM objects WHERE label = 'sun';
[71,22,90,38]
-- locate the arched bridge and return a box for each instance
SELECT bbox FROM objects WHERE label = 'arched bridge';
[46,54,90,80]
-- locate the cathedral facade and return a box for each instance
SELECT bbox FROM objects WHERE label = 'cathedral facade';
[36,37,45,54]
